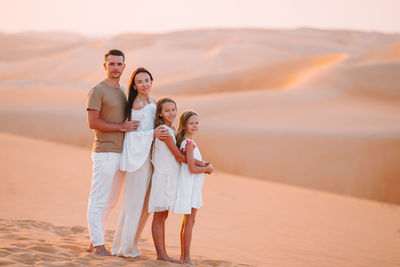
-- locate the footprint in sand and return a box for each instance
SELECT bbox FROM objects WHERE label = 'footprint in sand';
[28,245,57,253]
[62,236,78,243]
[0,226,16,232]
[0,247,25,253]
[10,252,39,265]
[57,244,85,254]
[0,260,14,266]
[0,250,11,257]
[16,236,31,241]
[70,226,86,234]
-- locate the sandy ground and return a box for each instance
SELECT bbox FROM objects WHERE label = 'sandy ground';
[0,132,400,266]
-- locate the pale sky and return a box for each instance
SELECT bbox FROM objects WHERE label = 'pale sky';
[0,0,399,36]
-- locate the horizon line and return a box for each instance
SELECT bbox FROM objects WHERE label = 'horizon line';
[1,26,399,38]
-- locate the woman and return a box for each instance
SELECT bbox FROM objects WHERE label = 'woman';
[111,67,168,258]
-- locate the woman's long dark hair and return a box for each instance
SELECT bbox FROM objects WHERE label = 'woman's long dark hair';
[126,67,153,120]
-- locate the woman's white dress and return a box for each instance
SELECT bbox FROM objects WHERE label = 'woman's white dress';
[148,125,180,213]
[174,138,205,214]
[111,103,155,257]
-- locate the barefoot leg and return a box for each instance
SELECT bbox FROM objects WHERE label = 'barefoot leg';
[180,208,197,265]
[87,242,93,252]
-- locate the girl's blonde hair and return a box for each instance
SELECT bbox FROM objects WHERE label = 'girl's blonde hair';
[154,97,177,129]
[176,110,199,148]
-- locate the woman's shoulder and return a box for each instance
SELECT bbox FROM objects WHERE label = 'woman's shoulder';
[150,96,157,104]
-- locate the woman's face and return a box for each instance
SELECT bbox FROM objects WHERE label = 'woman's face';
[160,102,177,126]
[185,115,199,136]
[134,72,152,96]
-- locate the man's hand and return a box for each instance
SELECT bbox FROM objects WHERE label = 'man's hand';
[203,161,210,167]
[205,163,214,175]
[120,119,140,132]
[154,126,169,140]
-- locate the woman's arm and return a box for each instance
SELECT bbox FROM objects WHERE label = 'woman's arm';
[163,137,206,166]
[185,142,213,174]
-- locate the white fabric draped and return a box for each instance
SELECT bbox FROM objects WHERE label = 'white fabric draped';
[112,103,156,257]
[120,103,156,172]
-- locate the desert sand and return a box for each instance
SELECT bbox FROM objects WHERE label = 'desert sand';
[1,132,400,266]
[0,28,400,266]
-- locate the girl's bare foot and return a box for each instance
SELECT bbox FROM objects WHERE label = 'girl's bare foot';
[181,258,195,265]
[93,245,110,256]
[87,242,93,252]
[157,255,181,264]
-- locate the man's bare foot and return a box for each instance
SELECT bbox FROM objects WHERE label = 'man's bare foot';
[87,242,93,252]
[93,245,110,256]
[181,258,195,265]
[157,255,180,264]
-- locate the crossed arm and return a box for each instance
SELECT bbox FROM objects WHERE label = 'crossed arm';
[162,135,207,167]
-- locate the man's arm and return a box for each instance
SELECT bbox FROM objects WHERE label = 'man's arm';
[87,109,139,132]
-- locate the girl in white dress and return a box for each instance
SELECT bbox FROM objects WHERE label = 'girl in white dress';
[111,68,169,258]
[174,110,214,265]
[149,99,207,263]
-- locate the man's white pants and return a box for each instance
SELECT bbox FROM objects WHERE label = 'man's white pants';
[87,152,124,247]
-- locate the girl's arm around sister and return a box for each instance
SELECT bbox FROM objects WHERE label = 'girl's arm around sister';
[184,140,213,174]
[163,136,210,168]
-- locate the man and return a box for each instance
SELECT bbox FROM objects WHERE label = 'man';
[86,49,138,256]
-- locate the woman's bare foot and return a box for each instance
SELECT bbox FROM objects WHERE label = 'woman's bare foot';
[87,242,93,252]
[93,245,110,256]
[157,255,181,264]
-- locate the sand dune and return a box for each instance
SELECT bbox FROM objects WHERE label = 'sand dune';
[300,60,400,98]
[0,28,399,206]
[0,32,84,61]
[0,85,399,204]
[356,42,400,63]
[1,132,399,266]
[156,53,348,95]
[1,28,399,90]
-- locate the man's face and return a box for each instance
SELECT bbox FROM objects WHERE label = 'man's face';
[104,55,125,79]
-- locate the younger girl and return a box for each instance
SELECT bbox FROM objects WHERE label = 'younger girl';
[148,99,208,263]
[174,110,214,265]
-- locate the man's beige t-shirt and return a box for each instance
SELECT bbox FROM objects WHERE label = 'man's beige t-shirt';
[87,81,127,153]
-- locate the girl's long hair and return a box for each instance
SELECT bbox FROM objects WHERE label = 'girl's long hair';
[176,110,198,148]
[154,97,177,129]
[126,67,153,120]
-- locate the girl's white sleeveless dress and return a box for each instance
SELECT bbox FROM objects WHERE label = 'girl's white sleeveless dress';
[174,138,205,214]
[111,102,155,258]
[148,125,180,213]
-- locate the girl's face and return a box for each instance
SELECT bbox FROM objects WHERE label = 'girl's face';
[185,115,199,136]
[134,72,152,96]
[160,102,177,126]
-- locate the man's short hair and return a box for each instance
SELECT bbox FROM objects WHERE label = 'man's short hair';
[105,49,125,62]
